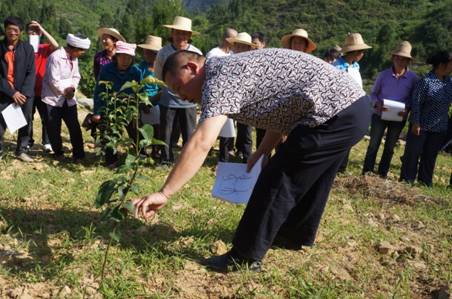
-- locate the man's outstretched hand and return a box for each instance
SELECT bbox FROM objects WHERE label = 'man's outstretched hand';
[132,192,168,220]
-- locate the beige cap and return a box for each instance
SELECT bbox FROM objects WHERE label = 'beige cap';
[341,33,372,53]
[392,41,413,59]
[281,28,317,53]
[163,16,199,35]
[226,32,257,48]
[138,35,162,52]
[97,28,126,42]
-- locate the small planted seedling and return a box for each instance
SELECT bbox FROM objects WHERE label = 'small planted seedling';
[94,76,166,286]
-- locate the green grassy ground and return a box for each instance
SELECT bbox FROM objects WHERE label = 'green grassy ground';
[0,110,450,298]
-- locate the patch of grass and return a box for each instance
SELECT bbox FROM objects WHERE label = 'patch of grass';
[0,111,450,297]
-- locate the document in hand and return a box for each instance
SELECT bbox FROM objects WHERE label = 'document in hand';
[1,103,27,133]
[381,99,405,122]
[212,157,263,204]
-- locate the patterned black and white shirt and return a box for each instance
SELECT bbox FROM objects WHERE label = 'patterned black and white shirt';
[200,48,365,133]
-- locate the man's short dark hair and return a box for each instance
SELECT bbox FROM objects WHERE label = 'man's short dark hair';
[162,50,204,81]
[251,32,266,44]
[4,16,24,31]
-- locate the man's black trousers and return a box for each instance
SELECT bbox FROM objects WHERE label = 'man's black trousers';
[231,96,372,261]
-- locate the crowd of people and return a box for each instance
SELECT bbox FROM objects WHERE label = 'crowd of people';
[1,15,450,185]
[0,14,451,272]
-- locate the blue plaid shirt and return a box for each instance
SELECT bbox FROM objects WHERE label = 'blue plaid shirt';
[410,72,452,133]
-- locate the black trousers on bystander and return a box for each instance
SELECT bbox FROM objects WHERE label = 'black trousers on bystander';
[0,97,34,155]
[219,137,234,162]
[159,106,196,163]
[28,96,50,147]
[235,122,253,163]
[400,126,446,186]
[45,101,85,159]
[362,114,405,177]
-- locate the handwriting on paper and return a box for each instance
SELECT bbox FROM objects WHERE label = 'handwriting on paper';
[211,157,263,204]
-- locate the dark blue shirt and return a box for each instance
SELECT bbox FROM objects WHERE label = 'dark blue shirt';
[411,72,452,133]
[93,62,141,115]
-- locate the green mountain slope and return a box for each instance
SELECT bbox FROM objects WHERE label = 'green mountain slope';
[0,0,449,95]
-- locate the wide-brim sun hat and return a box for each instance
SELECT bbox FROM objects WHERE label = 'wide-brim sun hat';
[226,32,256,48]
[115,41,137,56]
[391,41,413,59]
[163,16,199,35]
[138,35,162,52]
[97,27,126,42]
[281,28,317,53]
[342,32,372,53]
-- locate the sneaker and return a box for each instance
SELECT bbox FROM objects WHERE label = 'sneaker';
[16,152,34,162]
[43,144,53,153]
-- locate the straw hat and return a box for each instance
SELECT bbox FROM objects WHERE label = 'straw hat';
[226,32,256,48]
[163,16,199,35]
[391,41,413,59]
[97,27,126,42]
[341,33,372,53]
[281,28,317,53]
[138,35,162,52]
[333,44,342,52]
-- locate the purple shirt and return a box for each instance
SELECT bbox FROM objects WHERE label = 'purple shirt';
[371,67,418,114]
[93,50,113,80]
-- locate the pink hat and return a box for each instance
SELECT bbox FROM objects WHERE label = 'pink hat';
[116,41,137,56]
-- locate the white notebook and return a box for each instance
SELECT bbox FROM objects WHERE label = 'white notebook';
[381,99,405,122]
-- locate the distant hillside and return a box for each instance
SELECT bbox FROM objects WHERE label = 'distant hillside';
[202,0,451,77]
[183,0,225,11]
[0,0,450,95]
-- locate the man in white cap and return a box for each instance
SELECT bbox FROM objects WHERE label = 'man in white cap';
[41,33,91,162]
[154,16,202,165]
[133,49,371,272]
[206,28,238,162]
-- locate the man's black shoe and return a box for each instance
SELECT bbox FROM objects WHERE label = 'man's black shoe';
[271,235,303,250]
[200,252,262,273]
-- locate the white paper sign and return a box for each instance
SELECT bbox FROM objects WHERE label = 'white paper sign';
[1,104,27,133]
[29,35,40,53]
[219,118,236,138]
[141,105,160,125]
[381,99,405,122]
[212,157,263,204]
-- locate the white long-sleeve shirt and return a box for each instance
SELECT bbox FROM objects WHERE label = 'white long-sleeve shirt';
[42,47,81,107]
